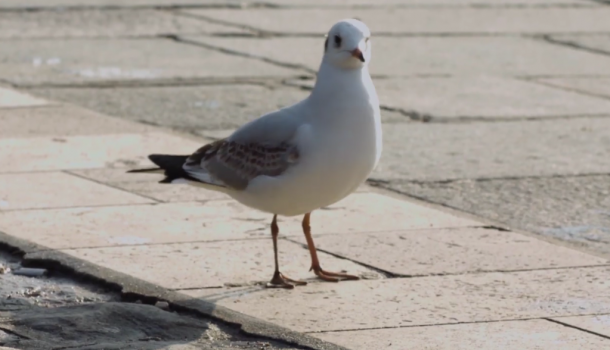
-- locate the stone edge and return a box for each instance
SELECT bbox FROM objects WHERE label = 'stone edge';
[0,230,349,350]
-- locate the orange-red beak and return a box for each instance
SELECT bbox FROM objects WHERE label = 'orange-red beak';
[351,48,365,62]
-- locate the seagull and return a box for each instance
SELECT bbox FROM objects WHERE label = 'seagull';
[128,19,382,289]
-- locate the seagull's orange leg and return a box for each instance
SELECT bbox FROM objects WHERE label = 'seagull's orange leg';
[302,212,360,282]
[266,215,307,289]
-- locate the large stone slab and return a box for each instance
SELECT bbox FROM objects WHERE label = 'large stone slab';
[548,34,610,55]
[0,38,297,86]
[0,172,152,211]
[290,76,610,118]
[62,239,380,289]
[373,118,610,181]
[0,105,151,137]
[184,7,610,35]
[536,77,610,99]
[551,315,610,338]
[0,133,201,172]
[0,193,480,250]
[28,84,309,130]
[315,319,610,350]
[385,175,610,258]
[0,86,48,108]
[68,168,230,202]
[308,228,607,276]
[183,266,610,332]
[187,36,610,77]
[0,9,246,39]
[0,0,244,8]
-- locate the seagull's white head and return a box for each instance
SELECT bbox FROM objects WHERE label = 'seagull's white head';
[323,19,372,70]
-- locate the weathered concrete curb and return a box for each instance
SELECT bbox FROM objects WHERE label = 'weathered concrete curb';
[0,230,350,350]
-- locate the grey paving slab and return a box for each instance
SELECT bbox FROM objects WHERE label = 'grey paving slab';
[315,319,610,350]
[28,84,309,130]
[0,172,152,211]
[385,175,610,258]
[0,86,48,108]
[549,34,610,55]
[0,105,151,137]
[185,7,610,35]
[536,77,610,99]
[62,239,381,289]
[183,266,610,332]
[186,36,610,77]
[0,38,297,86]
[0,0,244,8]
[308,228,607,276]
[290,76,610,119]
[551,315,610,337]
[0,9,247,39]
[267,0,593,6]
[373,117,610,181]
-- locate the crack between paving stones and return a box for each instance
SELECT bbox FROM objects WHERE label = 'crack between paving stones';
[544,318,610,340]
[524,78,610,101]
[0,201,156,213]
[534,34,610,58]
[375,172,610,186]
[62,170,162,203]
[303,314,610,334]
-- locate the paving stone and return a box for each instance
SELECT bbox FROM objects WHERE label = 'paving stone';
[69,168,230,202]
[0,0,244,8]
[0,202,269,250]
[308,228,607,276]
[185,7,610,35]
[267,0,591,6]
[62,239,380,289]
[28,84,310,130]
[536,77,610,99]
[186,36,610,77]
[0,86,48,108]
[0,192,480,250]
[0,9,247,39]
[290,76,610,118]
[0,38,297,86]
[0,132,202,172]
[548,34,610,55]
[0,172,152,210]
[373,118,610,181]
[183,266,610,332]
[315,319,610,350]
[551,315,610,337]
[385,175,610,258]
[0,105,151,137]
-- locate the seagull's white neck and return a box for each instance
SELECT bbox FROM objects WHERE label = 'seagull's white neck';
[308,61,375,107]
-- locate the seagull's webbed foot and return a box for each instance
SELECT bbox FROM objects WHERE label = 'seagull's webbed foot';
[311,265,360,283]
[266,271,307,289]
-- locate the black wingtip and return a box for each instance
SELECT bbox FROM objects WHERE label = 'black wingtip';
[126,168,161,173]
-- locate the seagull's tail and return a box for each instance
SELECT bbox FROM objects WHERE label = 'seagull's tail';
[128,154,190,184]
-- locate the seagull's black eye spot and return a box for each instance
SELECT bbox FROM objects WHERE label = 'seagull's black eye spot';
[334,35,342,48]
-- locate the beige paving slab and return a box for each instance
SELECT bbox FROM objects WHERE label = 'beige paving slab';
[62,239,380,289]
[183,266,610,332]
[0,202,268,250]
[0,0,244,8]
[0,132,202,172]
[308,228,608,276]
[536,77,610,99]
[187,36,610,77]
[0,105,151,137]
[315,319,610,350]
[375,117,610,181]
[0,192,480,250]
[185,8,610,35]
[290,76,610,118]
[68,168,229,202]
[0,172,152,211]
[0,38,297,86]
[551,315,610,337]
[0,9,247,39]
[0,86,48,108]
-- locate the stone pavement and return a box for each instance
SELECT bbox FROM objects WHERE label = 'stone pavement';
[1,0,610,349]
